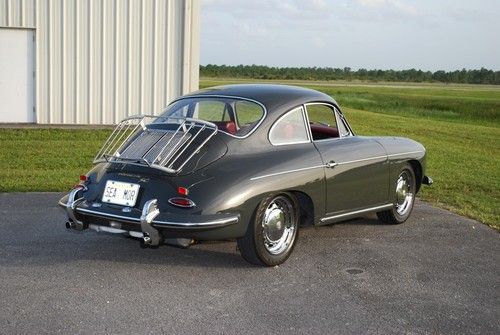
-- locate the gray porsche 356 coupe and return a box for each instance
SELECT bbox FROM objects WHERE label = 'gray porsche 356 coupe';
[60,84,432,266]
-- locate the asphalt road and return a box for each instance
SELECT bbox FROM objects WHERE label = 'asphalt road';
[0,193,498,334]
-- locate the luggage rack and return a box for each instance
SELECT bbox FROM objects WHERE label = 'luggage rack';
[94,115,218,174]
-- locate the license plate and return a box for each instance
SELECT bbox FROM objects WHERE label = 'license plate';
[102,180,140,206]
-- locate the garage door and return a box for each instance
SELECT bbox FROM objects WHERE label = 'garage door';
[0,29,35,123]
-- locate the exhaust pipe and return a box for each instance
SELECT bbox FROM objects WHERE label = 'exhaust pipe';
[65,219,87,231]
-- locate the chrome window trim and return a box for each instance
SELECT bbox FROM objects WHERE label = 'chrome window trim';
[268,106,311,146]
[335,108,354,136]
[334,105,355,135]
[301,106,312,143]
[302,103,313,142]
[167,95,268,139]
[304,102,353,142]
[334,107,352,138]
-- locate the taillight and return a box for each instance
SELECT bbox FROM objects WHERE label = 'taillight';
[74,174,88,188]
[178,186,189,196]
[168,197,196,208]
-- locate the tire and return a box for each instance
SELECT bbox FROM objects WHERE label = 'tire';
[377,163,416,224]
[237,193,299,266]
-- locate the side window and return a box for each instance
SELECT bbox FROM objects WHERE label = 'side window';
[169,105,189,119]
[192,101,231,122]
[336,111,351,137]
[269,107,309,145]
[234,100,264,136]
[306,104,339,141]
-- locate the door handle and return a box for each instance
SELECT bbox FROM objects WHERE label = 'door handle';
[326,161,338,169]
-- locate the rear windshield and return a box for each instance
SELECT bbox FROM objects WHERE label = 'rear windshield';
[160,97,265,137]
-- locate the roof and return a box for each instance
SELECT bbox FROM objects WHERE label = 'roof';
[184,84,337,114]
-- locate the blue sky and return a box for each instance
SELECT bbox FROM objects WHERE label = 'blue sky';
[200,0,500,71]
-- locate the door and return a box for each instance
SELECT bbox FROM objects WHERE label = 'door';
[305,103,389,215]
[0,29,35,123]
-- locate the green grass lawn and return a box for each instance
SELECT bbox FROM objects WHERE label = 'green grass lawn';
[0,79,499,229]
[0,129,110,192]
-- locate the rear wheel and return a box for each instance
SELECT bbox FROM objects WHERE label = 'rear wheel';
[377,163,416,224]
[237,193,299,266]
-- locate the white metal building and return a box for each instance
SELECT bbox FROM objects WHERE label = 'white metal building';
[0,0,200,124]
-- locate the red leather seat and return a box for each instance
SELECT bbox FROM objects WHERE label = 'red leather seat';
[213,121,237,135]
[310,124,339,139]
[283,124,295,139]
[225,121,236,135]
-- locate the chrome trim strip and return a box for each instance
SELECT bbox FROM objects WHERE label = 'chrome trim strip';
[250,150,425,180]
[322,151,424,165]
[168,197,196,208]
[169,94,268,139]
[250,165,325,181]
[320,204,393,223]
[337,155,387,165]
[270,139,310,147]
[387,151,425,157]
[75,207,239,229]
[154,216,239,228]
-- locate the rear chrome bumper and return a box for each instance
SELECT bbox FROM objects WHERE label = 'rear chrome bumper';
[72,206,239,229]
[58,188,239,246]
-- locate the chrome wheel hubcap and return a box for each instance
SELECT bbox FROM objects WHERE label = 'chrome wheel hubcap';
[395,170,414,216]
[262,196,297,255]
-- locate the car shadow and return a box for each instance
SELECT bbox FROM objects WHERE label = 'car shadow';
[0,213,393,270]
[0,231,256,269]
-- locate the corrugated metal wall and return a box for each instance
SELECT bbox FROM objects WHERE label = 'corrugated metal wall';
[0,0,200,124]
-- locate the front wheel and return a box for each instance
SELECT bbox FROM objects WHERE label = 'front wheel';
[377,163,416,224]
[237,193,299,266]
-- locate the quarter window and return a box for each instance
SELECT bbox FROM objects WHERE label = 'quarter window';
[269,107,309,145]
[337,115,351,137]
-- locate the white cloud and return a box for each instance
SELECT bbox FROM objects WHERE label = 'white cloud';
[356,0,418,17]
[357,0,387,7]
[391,1,418,16]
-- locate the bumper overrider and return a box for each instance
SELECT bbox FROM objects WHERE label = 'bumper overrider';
[59,186,240,248]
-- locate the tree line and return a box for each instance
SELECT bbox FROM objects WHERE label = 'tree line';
[200,64,500,85]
